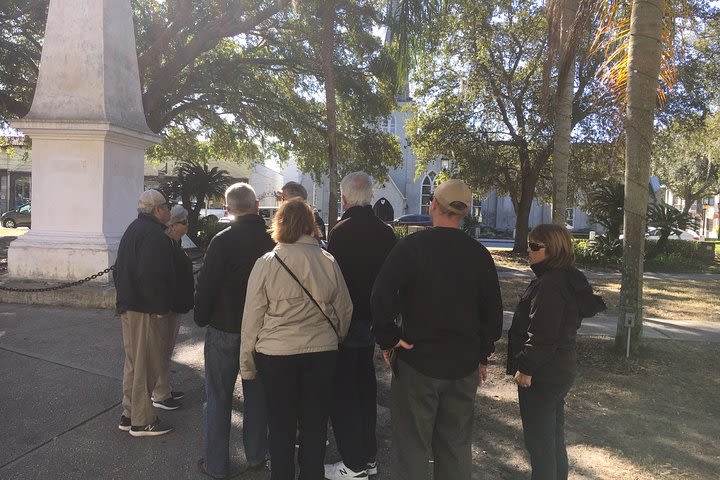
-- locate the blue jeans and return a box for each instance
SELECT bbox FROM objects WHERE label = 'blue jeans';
[203,326,269,478]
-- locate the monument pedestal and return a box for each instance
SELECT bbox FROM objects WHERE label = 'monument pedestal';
[9,0,158,283]
[7,122,157,282]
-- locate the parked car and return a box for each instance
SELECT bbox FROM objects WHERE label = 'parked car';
[646,228,704,241]
[219,206,278,227]
[392,214,432,227]
[1,204,31,228]
[199,206,227,221]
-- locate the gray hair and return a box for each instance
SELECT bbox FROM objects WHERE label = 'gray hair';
[225,183,257,213]
[340,172,373,207]
[281,181,308,200]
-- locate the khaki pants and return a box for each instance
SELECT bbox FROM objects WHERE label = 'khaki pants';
[121,311,165,426]
[152,312,181,402]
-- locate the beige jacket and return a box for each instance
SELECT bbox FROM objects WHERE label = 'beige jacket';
[240,235,353,379]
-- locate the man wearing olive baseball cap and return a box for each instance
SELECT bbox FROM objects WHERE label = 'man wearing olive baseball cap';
[371,179,503,480]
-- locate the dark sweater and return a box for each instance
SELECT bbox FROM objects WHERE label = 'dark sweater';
[506,261,607,383]
[170,238,194,314]
[194,214,275,333]
[327,205,397,347]
[371,227,503,379]
[115,214,175,315]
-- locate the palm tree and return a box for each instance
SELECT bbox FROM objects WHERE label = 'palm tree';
[174,160,232,242]
[547,0,579,225]
[583,0,680,352]
[646,203,699,256]
[586,180,625,240]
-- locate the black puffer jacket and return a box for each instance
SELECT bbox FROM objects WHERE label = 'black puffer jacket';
[115,214,175,314]
[506,261,606,383]
[194,214,275,333]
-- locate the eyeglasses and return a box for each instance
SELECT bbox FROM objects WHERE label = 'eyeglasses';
[528,242,546,252]
[176,220,188,225]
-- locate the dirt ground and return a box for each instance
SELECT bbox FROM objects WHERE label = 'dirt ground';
[499,277,720,323]
[365,336,720,479]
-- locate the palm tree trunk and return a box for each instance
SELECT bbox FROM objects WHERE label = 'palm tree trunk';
[551,0,579,226]
[321,0,339,232]
[616,0,665,353]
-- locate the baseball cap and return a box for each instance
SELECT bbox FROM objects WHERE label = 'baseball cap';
[433,179,471,215]
[138,189,168,211]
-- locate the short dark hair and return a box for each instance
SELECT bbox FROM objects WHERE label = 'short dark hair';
[281,181,308,201]
[529,224,575,268]
[271,199,320,244]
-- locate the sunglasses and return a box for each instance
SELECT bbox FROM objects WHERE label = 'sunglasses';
[528,242,546,252]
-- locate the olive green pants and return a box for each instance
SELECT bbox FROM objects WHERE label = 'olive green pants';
[390,359,478,480]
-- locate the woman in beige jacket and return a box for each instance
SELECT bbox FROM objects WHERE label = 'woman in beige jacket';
[240,199,353,480]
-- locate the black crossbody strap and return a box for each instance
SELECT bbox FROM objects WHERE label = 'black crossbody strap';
[273,253,339,337]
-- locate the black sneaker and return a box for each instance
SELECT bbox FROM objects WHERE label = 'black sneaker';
[129,418,173,437]
[118,415,131,432]
[170,390,184,400]
[152,397,181,410]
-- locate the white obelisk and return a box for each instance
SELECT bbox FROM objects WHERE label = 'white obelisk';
[10,0,159,282]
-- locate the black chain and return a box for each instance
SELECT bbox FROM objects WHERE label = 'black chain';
[0,265,115,293]
[0,251,206,293]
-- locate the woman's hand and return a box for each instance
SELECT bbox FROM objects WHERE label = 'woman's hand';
[514,371,532,388]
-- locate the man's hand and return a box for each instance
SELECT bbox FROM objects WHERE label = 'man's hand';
[382,339,414,367]
[477,364,488,388]
[514,371,532,388]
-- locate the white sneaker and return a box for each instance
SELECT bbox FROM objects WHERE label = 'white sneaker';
[366,461,377,475]
[324,461,368,479]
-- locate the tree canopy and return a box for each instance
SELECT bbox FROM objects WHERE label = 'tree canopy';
[1,0,402,181]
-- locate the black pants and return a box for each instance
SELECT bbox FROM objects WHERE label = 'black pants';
[256,351,337,480]
[518,380,573,480]
[330,345,377,471]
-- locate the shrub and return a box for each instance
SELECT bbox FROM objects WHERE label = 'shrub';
[195,216,227,249]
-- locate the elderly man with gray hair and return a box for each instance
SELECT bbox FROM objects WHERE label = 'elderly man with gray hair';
[194,182,275,478]
[115,189,175,437]
[324,172,397,479]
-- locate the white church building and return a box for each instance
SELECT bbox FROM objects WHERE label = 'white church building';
[289,99,596,233]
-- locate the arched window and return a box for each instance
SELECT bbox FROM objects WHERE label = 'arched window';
[420,171,437,214]
[386,115,396,135]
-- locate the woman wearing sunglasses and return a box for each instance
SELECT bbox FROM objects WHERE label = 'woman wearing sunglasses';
[506,224,606,479]
[150,205,195,410]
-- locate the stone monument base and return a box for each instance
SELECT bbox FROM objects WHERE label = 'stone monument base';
[8,231,120,284]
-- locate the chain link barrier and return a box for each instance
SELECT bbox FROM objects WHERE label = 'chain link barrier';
[0,265,115,293]
[0,253,205,293]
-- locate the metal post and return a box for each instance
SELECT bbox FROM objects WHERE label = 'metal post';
[624,311,635,358]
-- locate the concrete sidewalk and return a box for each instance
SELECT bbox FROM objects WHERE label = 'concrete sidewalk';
[1,303,719,480]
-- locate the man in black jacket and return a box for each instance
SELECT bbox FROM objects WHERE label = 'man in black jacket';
[371,179,503,480]
[195,183,275,478]
[324,172,396,480]
[115,189,175,437]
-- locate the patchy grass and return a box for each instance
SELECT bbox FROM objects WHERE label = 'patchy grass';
[499,276,720,323]
[370,336,720,479]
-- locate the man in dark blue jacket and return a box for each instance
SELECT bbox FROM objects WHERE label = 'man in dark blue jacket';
[325,172,396,480]
[194,183,276,478]
[115,189,175,437]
